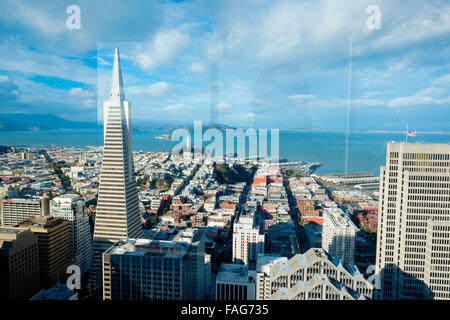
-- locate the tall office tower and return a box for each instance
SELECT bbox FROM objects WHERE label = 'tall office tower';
[92,48,142,288]
[216,264,256,300]
[232,210,265,266]
[0,227,39,300]
[1,195,50,226]
[50,194,92,276]
[376,142,450,300]
[255,248,373,300]
[171,228,212,299]
[17,216,70,290]
[102,238,210,300]
[321,207,357,265]
[184,134,192,160]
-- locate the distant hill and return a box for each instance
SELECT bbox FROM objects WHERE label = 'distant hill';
[0,113,236,132]
[135,122,235,133]
[0,113,96,131]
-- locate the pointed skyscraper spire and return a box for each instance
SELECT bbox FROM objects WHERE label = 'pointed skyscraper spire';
[109,47,125,101]
[92,47,142,295]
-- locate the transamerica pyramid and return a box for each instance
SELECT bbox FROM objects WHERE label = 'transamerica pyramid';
[91,48,142,294]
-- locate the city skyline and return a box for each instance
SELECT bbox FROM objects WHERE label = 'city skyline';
[1,0,450,306]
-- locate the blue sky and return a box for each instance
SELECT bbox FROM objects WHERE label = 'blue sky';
[1,0,450,131]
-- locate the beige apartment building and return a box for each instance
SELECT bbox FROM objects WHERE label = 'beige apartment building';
[17,216,70,290]
[1,195,50,227]
[376,142,450,300]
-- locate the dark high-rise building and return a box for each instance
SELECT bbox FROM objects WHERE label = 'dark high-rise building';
[0,227,39,300]
[103,230,211,300]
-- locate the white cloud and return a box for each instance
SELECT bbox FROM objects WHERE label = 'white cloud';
[188,62,206,73]
[304,87,450,109]
[128,81,170,97]
[240,112,255,119]
[97,57,111,66]
[313,86,450,109]
[78,99,96,109]
[387,86,450,108]
[148,81,170,97]
[68,87,94,99]
[288,94,316,102]
[213,102,233,113]
[0,75,11,83]
[0,43,96,85]
[369,4,450,52]
[209,0,450,71]
[4,77,97,116]
[206,40,224,62]
[433,74,450,86]
[135,29,190,70]
[416,87,446,97]
[8,2,66,38]
[215,0,368,62]
[163,103,194,113]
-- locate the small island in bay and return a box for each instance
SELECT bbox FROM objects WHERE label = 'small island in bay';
[154,134,171,140]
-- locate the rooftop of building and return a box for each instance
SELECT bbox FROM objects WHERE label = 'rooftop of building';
[256,254,287,273]
[51,193,82,203]
[105,238,190,258]
[216,263,254,284]
[1,196,44,202]
[171,227,204,244]
[0,227,33,246]
[17,215,68,229]
[0,227,27,235]
[31,284,78,300]
[323,207,358,229]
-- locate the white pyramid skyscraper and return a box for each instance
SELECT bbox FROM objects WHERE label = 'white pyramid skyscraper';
[92,48,142,289]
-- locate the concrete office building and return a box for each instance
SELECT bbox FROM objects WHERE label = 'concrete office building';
[171,228,212,299]
[216,264,256,300]
[150,196,162,211]
[322,207,357,265]
[51,194,92,276]
[0,227,39,300]
[376,142,450,300]
[93,48,142,287]
[17,216,70,290]
[103,237,211,300]
[1,195,50,227]
[256,248,373,300]
[232,210,265,266]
